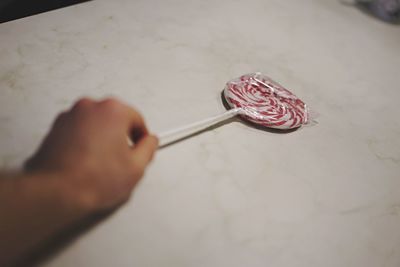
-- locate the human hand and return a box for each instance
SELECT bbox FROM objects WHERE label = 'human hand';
[25,98,158,212]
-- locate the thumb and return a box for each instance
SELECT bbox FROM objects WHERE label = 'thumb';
[130,134,158,175]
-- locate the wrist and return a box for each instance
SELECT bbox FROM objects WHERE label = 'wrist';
[22,171,97,218]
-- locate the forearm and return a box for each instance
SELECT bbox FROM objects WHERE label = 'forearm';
[0,172,90,266]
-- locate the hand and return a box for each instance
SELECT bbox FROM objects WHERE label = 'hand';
[25,98,158,212]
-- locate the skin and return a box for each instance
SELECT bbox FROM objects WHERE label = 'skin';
[0,98,158,267]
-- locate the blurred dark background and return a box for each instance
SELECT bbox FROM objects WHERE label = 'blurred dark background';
[0,0,90,23]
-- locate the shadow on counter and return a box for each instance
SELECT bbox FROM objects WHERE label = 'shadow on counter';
[340,0,400,25]
[0,0,92,23]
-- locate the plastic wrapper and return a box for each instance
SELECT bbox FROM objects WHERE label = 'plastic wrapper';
[223,72,315,130]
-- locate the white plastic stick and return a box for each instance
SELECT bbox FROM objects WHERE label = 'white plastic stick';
[158,108,242,147]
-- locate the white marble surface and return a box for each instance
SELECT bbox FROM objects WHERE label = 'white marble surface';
[1,0,400,266]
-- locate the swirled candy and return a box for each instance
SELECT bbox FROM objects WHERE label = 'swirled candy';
[223,73,309,129]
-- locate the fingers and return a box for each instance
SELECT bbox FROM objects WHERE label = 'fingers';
[97,98,149,141]
[72,96,156,152]
[73,97,94,109]
[125,109,148,143]
[130,135,158,176]
[69,97,95,114]
[95,97,158,172]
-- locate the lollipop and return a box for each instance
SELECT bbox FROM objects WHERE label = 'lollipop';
[223,73,309,129]
[158,72,310,147]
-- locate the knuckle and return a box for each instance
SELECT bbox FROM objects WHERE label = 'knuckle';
[100,98,124,114]
[73,97,93,110]
[100,98,121,108]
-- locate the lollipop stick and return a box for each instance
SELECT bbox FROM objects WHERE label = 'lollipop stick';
[158,108,242,147]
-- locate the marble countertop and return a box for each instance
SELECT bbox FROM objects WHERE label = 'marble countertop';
[1,0,400,266]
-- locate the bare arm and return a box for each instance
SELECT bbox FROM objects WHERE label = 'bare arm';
[0,98,158,266]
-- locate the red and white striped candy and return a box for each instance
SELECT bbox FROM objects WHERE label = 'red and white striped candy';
[223,73,309,129]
